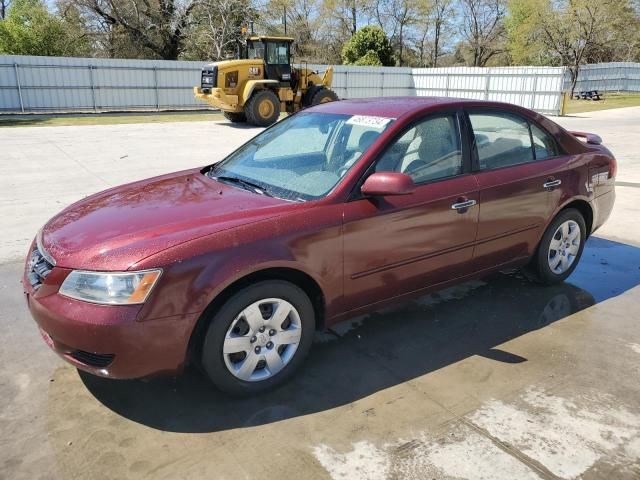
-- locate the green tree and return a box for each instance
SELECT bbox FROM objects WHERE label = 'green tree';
[505,0,640,95]
[70,0,198,60]
[354,49,383,65]
[342,25,394,66]
[504,0,547,64]
[0,0,91,56]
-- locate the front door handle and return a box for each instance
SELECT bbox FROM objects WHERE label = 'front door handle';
[451,199,477,210]
[543,179,562,189]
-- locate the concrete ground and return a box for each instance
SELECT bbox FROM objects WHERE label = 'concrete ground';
[1,108,639,480]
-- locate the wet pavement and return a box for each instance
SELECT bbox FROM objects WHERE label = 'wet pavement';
[2,236,640,479]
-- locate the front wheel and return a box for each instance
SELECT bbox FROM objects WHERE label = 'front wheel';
[526,208,586,285]
[244,90,281,127]
[201,280,315,396]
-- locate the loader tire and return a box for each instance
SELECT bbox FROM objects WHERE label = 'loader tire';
[303,86,338,107]
[223,111,246,123]
[244,90,280,127]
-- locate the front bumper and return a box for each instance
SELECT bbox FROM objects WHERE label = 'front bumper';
[193,86,240,112]
[23,261,198,379]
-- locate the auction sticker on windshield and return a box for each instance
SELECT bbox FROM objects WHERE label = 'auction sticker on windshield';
[346,115,393,129]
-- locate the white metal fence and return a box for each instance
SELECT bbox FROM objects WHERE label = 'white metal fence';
[305,64,566,114]
[0,55,207,113]
[3,54,633,116]
[413,66,565,114]
[570,62,640,93]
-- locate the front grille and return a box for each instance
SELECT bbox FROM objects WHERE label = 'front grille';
[27,247,54,289]
[201,66,218,91]
[69,350,115,368]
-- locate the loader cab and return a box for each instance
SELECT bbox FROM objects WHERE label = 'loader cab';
[243,36,294,85]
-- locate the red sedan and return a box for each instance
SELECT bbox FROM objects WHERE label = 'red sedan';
[23,97,616,395]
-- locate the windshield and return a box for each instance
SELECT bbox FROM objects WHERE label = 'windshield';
[207,112,394,201]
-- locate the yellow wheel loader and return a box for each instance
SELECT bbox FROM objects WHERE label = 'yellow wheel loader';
[194,36,337,127]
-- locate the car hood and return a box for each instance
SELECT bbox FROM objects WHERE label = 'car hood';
[42,168,293,270]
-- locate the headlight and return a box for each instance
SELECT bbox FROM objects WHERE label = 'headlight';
[36,227,56,266]
[59,269,162,305]
[225,71,238,88]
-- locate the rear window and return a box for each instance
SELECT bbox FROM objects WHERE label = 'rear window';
[531,123,558,159]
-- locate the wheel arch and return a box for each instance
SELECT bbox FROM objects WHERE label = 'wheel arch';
[241,79,279,106]
[557,198,594,237]
[529,197,594,264]
[187,266,326,363]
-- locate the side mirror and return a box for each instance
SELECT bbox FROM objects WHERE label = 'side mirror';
[361,172,415,197]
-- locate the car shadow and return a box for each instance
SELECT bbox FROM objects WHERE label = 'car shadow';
[80,236,640,433]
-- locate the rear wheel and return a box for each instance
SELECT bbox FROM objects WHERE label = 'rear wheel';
[526,208,586,285]
[302,86,339,107]
[201,280,315,396]
[244,90,281,127]
[222,111,246,123]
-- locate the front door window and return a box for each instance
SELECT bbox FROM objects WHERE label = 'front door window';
[374,114,462,183]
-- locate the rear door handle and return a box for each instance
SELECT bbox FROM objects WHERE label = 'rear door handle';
[451,199,477,210]
[543,179,561,188]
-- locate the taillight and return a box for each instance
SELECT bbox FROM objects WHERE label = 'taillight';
[609,156,617,179]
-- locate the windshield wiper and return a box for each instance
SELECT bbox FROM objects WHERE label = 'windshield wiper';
[212,175,272,197]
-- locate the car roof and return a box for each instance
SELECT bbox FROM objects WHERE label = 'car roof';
[308,96,521,119]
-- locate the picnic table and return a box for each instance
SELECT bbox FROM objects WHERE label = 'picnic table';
[575,90,602,101]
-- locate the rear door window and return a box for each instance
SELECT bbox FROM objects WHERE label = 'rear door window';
[469,112,533,169]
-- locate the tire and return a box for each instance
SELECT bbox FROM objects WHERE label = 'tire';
[302,86,339,107]
[244,90,281,127]
[222,111,246,123]
[200,280,315,396]
[526,208,586,285]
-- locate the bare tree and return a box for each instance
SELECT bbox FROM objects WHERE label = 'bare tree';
[374,0,420,65]
[182,0,253,60]
[205,0,235,59]
[414,0,453,67]
[326,0,357,35]
[460,0,505,66]
[393,0,417,65]
[263,0,322,59]
[430,0,452,67]
[414,22,430,66]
